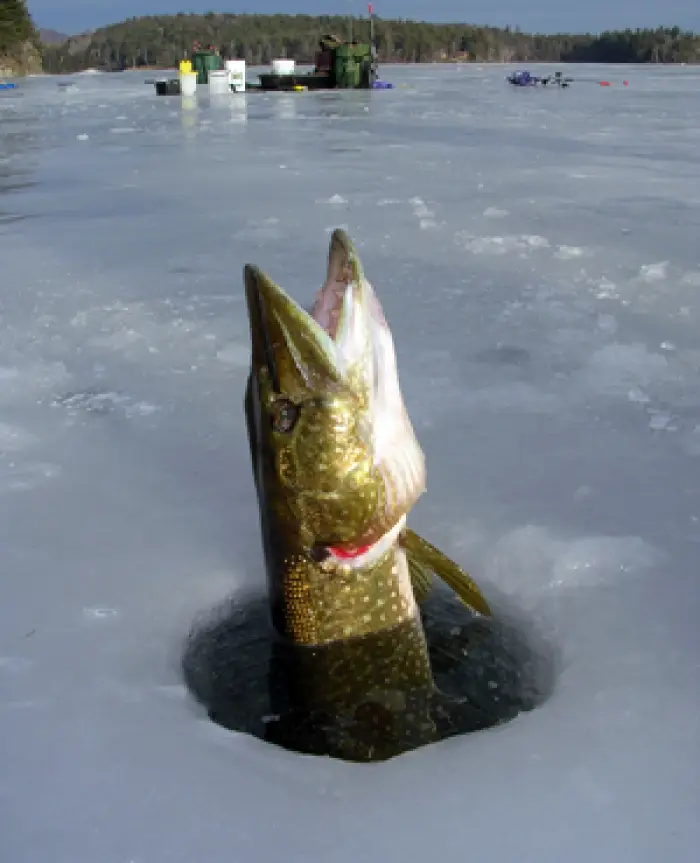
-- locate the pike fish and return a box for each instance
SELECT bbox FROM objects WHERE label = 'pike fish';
[243,229,492,759]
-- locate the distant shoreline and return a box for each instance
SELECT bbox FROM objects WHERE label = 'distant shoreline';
[43,59,696,75]
[39,15,699,74]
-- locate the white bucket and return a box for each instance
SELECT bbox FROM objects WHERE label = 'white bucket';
[272,58,295,76]
[225,59,246,92]
[208,69,230,96]
[179,71,197,97]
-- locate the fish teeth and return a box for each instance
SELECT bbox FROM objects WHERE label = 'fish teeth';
[335,278,375,394]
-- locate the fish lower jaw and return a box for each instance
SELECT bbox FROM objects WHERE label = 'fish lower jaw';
[326,515,407,571]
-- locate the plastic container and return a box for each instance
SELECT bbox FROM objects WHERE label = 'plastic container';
[155,78,181,96]
[179,59,192,73]
[208,69,231,96]
[179,71,197,97]
[225,59,246,92]
[271,58,295,76]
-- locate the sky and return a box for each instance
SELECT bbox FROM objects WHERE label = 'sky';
[29,0,700,37]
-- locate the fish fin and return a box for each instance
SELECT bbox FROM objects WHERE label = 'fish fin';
[400,529,492,618]
[406,552,434,605]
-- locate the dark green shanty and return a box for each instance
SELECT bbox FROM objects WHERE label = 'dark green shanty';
[191,50,223,85]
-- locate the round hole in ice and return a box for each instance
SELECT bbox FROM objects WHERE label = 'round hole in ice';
[180,590,556,763]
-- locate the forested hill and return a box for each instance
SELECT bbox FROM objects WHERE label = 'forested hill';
[39,29,69,45]
[0,0,42,75]
[41,13,699,73]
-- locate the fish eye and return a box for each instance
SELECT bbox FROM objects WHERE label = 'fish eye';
[270,398,300,434]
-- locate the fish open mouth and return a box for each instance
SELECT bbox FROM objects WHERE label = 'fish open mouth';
[245,229,392,402]
[307,232,424,565]
[309,229,386,342]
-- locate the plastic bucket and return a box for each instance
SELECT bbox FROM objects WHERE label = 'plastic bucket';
[179,71,197,97]
[208,69,230,96]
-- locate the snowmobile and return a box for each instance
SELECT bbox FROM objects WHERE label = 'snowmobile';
[507,70,573,88]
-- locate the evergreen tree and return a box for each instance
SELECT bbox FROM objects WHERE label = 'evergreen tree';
[0,0,39,54]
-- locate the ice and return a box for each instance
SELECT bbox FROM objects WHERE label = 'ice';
[683,426,700,457]
[322,193,348,205]
[554,244,586,259]
[457,231,551,255]
[596,312,617,334]
[483,206,509,218]
[639,260,669,282]
[647,409,675,431]
[0,421,39,450]
[482,525,661,596]
[1,65,699,862]
[410,195,438,228]
[579,342,671,395]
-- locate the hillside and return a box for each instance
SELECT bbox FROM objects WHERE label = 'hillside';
[39,28,69,45]
[41,13,700,74]
[0,0,42,75]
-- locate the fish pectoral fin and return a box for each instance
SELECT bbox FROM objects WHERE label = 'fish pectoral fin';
[400,529,492,618]
[406,553,434,605]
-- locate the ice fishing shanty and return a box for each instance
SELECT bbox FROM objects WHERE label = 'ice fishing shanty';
[255,33,378,91]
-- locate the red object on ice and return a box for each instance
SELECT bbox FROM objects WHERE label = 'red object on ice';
[623,80,629,86]
[600,81,611,86]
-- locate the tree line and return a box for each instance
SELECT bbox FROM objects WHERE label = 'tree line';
[0,0,39,59]
[41,13,699,73]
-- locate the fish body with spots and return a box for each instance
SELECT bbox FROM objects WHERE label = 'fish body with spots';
[243,229,491,759]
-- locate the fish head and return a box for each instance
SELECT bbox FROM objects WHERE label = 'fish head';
[244,229,426,560]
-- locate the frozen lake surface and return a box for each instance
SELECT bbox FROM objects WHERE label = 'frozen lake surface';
[1,63,699,862]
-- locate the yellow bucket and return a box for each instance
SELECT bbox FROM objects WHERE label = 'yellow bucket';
[179,60,193,73]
